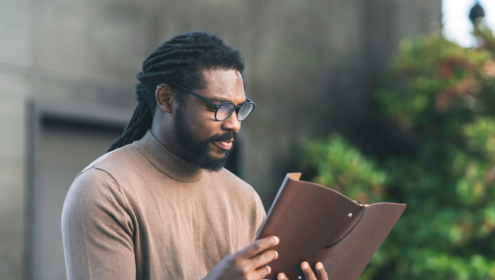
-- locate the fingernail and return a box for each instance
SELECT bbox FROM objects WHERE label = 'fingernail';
[278,273,285,279]
[267,266,271,274]
[316,262,323,269]
[302,262,308,269]
[274,251,279,259]
[273,236,280,244]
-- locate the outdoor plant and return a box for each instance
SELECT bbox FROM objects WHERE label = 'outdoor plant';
[297,134,387,205]
[297,26,495,279]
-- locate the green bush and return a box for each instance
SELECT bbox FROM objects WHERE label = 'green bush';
[297,134,387,204]
[297,31,495,279]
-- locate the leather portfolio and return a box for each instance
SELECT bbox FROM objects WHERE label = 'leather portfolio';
[256,173,406,280]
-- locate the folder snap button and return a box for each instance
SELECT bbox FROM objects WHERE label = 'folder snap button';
[348,213,353,217]
[298,277,302,279]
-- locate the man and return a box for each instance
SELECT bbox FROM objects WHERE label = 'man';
[62,31,328,280]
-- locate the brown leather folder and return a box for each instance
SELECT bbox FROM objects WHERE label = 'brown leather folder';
[256,173,406,280]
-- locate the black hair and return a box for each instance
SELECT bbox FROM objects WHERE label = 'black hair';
[108,31,245,152]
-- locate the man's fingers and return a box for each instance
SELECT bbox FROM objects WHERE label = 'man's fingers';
[276,263,324,280]
[239,236,279,258]
[255,265,271,279]
[250,249,278,269]
[315,262,328,280]
[301,262,317,280]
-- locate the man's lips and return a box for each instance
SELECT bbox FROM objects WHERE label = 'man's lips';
[213,140,233,150]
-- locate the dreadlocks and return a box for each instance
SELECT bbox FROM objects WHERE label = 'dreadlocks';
[108,31,245,152]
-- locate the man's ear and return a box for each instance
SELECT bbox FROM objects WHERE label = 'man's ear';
[155,83,175,113]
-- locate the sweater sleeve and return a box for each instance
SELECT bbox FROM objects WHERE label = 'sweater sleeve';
[61,167,136,280]
[254,191,267,233]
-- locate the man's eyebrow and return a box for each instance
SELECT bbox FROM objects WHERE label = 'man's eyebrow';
[208,97,247,105]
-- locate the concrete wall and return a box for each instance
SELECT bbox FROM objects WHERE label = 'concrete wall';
[0,0,441,279]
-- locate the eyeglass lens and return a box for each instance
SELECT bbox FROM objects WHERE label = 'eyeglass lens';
[216,104,235,120]
[238,103,254,120]
[215,103,254,121]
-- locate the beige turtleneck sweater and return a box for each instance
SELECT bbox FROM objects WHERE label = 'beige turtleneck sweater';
[61,131,266,280]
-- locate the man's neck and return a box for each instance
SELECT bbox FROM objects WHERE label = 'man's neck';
[150,117,184,160]
[135,131,205,183]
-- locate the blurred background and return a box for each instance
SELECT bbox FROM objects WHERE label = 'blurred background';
[3,0,495,279]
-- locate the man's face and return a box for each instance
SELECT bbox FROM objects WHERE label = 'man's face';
[172,69,246,171]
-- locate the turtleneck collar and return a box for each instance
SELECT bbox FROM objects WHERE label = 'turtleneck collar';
[134,131,205,183]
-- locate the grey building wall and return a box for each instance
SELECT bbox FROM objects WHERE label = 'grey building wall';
[0,0,441,279]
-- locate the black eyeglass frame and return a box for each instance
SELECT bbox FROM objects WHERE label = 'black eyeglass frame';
[159,84,257,121]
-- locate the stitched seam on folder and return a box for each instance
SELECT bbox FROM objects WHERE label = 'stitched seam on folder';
[324,206,366,249]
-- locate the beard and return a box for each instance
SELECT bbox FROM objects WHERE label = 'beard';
[172,104,237,172]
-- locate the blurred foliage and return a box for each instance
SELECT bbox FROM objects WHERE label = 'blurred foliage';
[297,134,387,204]
[296,23,495,279]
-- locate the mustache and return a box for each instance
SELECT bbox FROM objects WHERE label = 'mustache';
[207,131,237,143]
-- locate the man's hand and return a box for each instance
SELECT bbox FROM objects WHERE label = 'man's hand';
[203,236,280,280]
[277,262,328,280]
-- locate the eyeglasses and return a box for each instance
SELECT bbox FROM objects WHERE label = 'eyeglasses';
[164,84,257,121]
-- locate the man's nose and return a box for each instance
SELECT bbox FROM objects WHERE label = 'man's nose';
[221,110,241,132]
